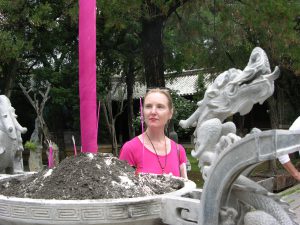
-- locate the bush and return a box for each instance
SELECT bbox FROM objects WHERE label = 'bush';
[24,141,37,152]
[171,92,197,141]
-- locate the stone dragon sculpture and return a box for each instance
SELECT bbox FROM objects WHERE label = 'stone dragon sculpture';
[179,47,298,225]
[0,95,27,174]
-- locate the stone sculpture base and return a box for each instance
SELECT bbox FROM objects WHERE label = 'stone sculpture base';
[28,148,43,172]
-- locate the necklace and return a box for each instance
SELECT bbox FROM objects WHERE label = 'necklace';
[145,132,167,173]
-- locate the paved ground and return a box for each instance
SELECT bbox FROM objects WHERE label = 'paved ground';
[280,184,300,224]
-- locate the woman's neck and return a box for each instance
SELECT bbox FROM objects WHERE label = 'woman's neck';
[143,128,171,155]
[145,128,165,142]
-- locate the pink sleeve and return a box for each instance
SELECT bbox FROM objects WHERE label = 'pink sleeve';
[178,144,187,165]
[119,141,136,167]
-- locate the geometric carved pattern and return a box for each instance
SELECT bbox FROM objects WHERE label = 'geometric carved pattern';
[128,204,149,218]
[12,206,27,218]
[30,207,51,219]
[128,202,161,218]
[56,208,80,220]
[0,201,162,224]
[107,206,127,219]
[148,203,161,215]
[81,207,105,220]
[0,204,10,216]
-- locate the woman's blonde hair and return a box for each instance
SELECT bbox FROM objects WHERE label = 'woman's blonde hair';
[144,88,173,111]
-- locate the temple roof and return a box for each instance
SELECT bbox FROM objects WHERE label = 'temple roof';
[111,69,206,101]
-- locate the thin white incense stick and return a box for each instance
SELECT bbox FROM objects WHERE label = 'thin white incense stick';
[96,100,101,151]
[71,135,77,157]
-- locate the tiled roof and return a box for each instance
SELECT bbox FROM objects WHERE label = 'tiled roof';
[111,69,204,101]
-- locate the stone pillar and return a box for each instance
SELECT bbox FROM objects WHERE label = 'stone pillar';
[28,145,43,172]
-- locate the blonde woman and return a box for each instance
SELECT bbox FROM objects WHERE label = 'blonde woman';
[119,88,188,178]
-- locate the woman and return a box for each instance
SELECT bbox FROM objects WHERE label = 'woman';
[278,116,300,181]
[119,88,188,178]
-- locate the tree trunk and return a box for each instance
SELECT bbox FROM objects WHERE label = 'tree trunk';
[277,68,300,117]
[19,82,52,145]
[111,121,118,156]
[102,94,115,154]
[3,60,18,98]
[29,118,44,172]
[267,95,280,174]
[141,17,165,88]
[267,95,279,129]
[125,60,136,139]
[140,0,191,88]
[102,93,124,156]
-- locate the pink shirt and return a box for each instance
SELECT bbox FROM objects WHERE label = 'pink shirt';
[119,136,187,177]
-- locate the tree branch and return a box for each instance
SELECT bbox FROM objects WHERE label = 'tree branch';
[39,82,51,113]
[101,100,113,137]
[167,0,191,18]
[19,83,36,110]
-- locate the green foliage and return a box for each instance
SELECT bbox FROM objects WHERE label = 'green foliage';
[164,2,208,72]
[132,111,142,134]
[171,92,197,140]
[212,1,299,71]
[99,0,141,31]
[24,141,37,152]
[164,0,300,75]
[186,150,204,187]
[30,3,56,28]
[0,31,27,62]
[193,72,206,101]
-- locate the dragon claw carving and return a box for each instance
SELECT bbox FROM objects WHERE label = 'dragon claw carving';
[244,211,280,225]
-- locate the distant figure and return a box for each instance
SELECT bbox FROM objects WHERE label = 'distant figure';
[119,88,188,178]
[278,116,300,181]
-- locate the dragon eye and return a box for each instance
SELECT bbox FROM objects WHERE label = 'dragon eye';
[228,84,237,95]
[3,114,8,118]
[226,83,237,96]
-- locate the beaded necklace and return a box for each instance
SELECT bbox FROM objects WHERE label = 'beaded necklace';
[145,132,167,173]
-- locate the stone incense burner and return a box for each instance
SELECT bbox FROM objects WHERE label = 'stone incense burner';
[0,172,196,225]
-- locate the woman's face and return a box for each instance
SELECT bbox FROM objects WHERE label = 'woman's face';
[143,92,173,129]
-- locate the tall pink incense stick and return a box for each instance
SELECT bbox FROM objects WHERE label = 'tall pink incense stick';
[139,97,144,172]
[47,140,54,169]
[79,0,98,153]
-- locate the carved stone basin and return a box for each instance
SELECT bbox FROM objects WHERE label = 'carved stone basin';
[0,173,196,225]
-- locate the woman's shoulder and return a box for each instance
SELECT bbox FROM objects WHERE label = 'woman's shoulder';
[168,139,187,162]
[122,136,141,148]
[169,139,185,150]
[120,137,141,158]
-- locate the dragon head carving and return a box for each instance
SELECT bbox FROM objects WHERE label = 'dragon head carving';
[180,47,280,130]
[204,47,279,122]
[180,47,280,179]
